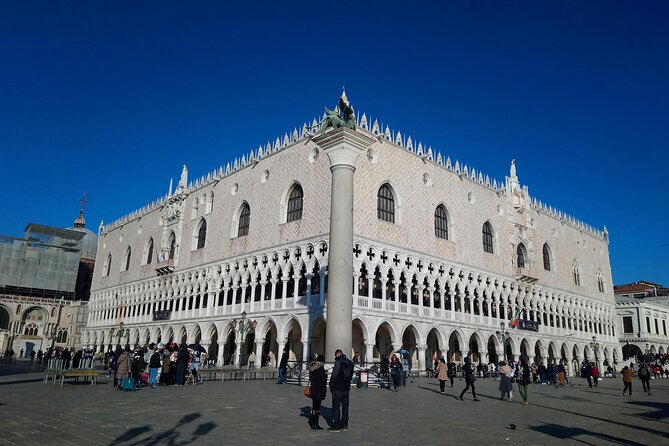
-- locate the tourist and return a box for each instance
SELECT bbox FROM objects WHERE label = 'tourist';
[499,360,514,402]
[517,358,531,405]
[583,361,593,388]
[175,344,189,386]
[308,354,327,430]
[277,345,289,384]
[30,350,36,363]
[160,351,172,385]
[448,359,456,387]
[115,348,133,390]
[591,363,600,387]
[458,357,479,401]
[638,364,651,395]
[36,349,43,363]
[557,362,566,387]
[328,349,354,432]
[389,354,402,391]
[436,358,448,393]
[621,366,633,396]
[19,349,24,359]
[148,344,161,389]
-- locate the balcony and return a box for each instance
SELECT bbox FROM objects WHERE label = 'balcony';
[514,267,538,284]
[155,259,175,275]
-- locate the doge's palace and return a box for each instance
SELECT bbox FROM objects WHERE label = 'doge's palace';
[83,93,621,374]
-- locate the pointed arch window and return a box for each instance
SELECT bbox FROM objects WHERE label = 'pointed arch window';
[197,219,207,249]
[287,184,304,222]
[434,205,449,239]
[482,222,494,254]
[144,238,154,265]
[377,184,395,223]
[238,203,250,237]
[168,232,176,260]
[103,253,112,277]
[597,274,605,293]
[543,243,551,271]
[517,243,526,268]
[573,262,581,286]
[123,247,131,271]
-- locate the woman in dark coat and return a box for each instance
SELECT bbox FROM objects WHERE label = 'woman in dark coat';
[458,357,480,401]
[308,354,327,430]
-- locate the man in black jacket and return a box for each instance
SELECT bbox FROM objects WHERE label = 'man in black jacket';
[328,349,354,432]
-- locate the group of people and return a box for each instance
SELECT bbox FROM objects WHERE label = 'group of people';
[108,342,207,390]
[621,362,655,396]
[306,349,354,433]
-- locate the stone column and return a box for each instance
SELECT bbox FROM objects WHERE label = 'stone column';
[417,344,427,371]
[301,340,309,370]
[365,342,375,366]
[313,127,375,360]
[234,340,242,367]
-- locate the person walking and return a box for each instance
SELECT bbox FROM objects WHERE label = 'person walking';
[517,358,531,405]
[277,345,289,384]
[638,364,651,395]
[148,345,161,389]
[328,349,354,432]
[389,354,402,391]
[308,354,327,430]
[621,366,633,396]
[436,358,448,393]
[499,360,514,401]
[458,357,479,401]
[591,363,600,387]
[448,359,456,388]
[557,362,566,387]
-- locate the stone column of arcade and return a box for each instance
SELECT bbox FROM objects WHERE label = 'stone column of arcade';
[312,127,375,361]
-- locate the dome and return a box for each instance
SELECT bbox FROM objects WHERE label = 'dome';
[68,209,98,261]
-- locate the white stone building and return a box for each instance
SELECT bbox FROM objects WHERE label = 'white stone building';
[83,96,621,373]
[614,282,669,360]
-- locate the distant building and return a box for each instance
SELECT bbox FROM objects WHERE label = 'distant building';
[0,209,97,355]
[615,281,669,360]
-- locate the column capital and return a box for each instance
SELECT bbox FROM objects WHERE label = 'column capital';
[312,127,376,169]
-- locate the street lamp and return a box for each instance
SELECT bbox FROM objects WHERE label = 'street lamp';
[495,322,510,362]
[589,336,600,371]
[111,322,129,349]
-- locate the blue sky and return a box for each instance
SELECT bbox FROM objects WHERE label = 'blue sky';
[1,1,667,285]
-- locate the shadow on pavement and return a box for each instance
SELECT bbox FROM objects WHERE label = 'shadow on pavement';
[0,378,44,386]
[300,405,333,428]
[530,422,648,446]
[530,402,669,440]
[625,401,669,421]
[108,412,217,445]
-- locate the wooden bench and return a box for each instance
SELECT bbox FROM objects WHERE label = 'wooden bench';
[57,370,99,387]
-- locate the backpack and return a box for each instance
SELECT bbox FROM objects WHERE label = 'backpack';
[340,358,354,384]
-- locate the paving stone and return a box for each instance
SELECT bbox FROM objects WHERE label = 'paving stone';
[0,370,667,445]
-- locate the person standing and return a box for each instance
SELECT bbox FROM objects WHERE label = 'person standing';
[30,350,36,363]
[308,354,327,430]
[583,361,593,388]
[621,366,633,396]
[277,345,289,384]
[389,355,402,392]
[175,344,189,386]
[436,358,448,393]
[115,348,132,390]
[517,358,531,405]
[148,345,161,389]
[499,360,514,402]
[638,364,651,395]
[458,357,479,401]
[328,349,354,432]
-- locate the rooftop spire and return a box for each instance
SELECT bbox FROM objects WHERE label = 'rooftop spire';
[74,193,87,228]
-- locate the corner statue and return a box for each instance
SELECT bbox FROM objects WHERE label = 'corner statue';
[313,90,356,133]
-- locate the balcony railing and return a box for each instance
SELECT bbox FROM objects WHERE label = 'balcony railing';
[155,259,175,275]
[514,267,538,283]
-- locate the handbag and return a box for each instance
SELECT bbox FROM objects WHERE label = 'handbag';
[304,385,311,398]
